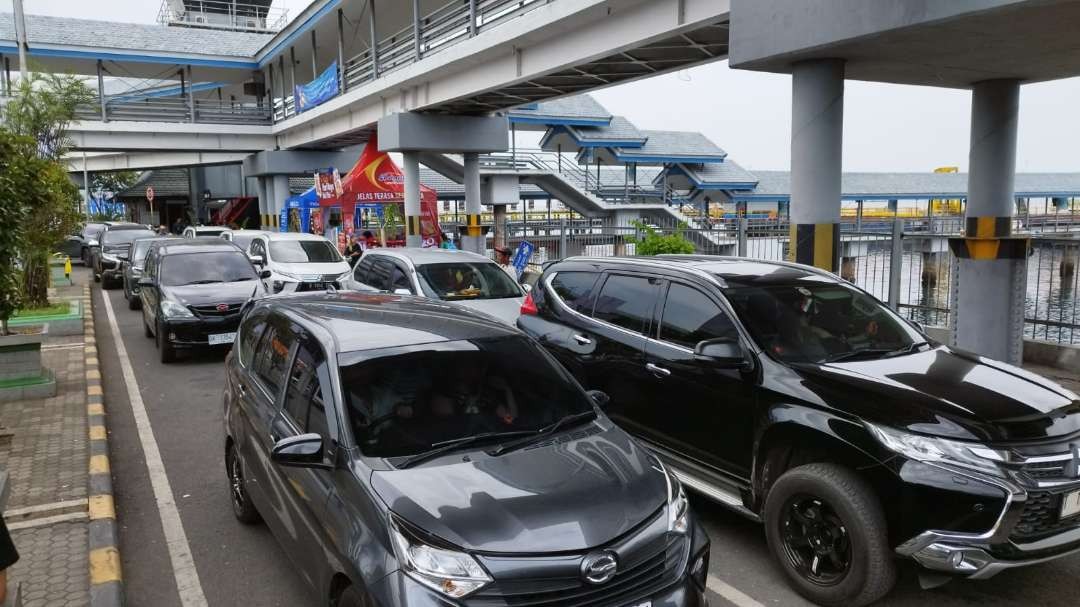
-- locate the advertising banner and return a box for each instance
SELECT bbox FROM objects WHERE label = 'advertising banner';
[294,61,339,113]
[315,168,344,200]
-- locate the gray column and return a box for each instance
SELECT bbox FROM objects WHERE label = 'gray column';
[96,59,107,121]
[267,63,276,124]
[403,152,422,248]
[950,79,1026,364]
[310,30,318,79]
[369,1,379,79]
[186,66,196,123]
[13,0,26,80]
[271,175,290,231]
[337,8,346,93]
[789,59,844,271]
[462,153,484,254]
[255,177,269,228]
[290,47,297,92]
[413,0,422,61]
[468,0,478,36]
[493,204,508,249]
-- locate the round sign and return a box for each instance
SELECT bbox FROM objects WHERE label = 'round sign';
[145,186,155,202]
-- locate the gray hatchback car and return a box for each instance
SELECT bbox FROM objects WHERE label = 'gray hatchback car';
[223,291,710,607]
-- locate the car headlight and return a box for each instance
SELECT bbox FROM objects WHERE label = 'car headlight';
[336,271,351,283]
[160,300,195,319]
[87,239,99,247]
[666,472,690,534]
[276,270,300,282]
[866,423,1007,477]
[389,517,491,598]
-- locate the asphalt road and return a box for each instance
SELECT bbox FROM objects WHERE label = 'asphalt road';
[91,281,1080,607]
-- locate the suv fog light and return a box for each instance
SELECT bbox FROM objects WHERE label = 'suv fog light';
[168,332,176,341]
[272,281,285,294]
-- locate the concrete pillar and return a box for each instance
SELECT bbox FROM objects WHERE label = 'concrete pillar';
[950,79,1027,365]
[403,151,422,248]
[493,204,508,249]
[461,153,484,254]
[255,177,268,228]
[788,59,844,272]
[271,174,290,231]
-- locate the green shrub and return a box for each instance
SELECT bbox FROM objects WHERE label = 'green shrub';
[628,220,695,256]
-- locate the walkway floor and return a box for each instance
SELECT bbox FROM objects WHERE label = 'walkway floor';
[0,270,92,607]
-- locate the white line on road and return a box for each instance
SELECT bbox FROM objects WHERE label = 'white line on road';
[707,574,766,607]
[101,291,209,607]
[7,511,88,531]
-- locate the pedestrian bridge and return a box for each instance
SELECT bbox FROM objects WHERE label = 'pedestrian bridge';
[2,0,729,152]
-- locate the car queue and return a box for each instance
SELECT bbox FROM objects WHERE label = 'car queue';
[91,225,1080,607]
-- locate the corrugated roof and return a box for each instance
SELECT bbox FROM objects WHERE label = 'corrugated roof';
[0,12,271,59]
[615,130,727,163]
[508,95,612,124]
[680,160,758,187]
[738,171,1080,200]
[118,168,189,198]
[567,116,646,144]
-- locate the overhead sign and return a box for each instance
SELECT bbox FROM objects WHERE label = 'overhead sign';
[295,61,339,113]
[314,168,344,200]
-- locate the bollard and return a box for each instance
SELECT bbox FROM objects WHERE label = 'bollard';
[64,256,71,279]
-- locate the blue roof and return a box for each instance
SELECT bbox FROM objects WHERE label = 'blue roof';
[508,95,612,127]
[613,130,727,164]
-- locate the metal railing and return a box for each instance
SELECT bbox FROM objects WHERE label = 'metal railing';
[74,96,271,125]
[157,0,289,33]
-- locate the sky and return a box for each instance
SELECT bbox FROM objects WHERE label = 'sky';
[11,0,1080,173]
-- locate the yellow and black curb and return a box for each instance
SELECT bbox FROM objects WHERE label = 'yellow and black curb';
[82,286,124,607]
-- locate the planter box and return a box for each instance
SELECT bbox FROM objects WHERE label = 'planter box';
[0,332,56,402]
[7,299,83,337]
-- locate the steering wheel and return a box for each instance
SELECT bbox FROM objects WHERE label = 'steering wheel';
[357,411,427,448]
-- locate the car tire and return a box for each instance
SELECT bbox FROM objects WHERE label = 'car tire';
[126,287,139,310]
[336,585,373,607]
[157,320,175,363]
[763,463,896,607]
[226,443,261,525]
[143,313,153,338]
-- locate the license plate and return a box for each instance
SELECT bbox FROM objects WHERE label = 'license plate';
[208,332,236,346]
[1063,490,1080,519]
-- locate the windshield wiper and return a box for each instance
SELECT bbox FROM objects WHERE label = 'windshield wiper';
[183,279,222,285]
[823,341,931,364]
[396,430,536,469]
[881,340,931,358]
[487,410,597,457]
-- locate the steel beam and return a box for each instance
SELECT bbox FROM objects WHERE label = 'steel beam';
[370,1,379,80]
[96,59,107,122]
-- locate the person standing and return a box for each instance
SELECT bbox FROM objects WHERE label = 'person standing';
[344,235,363,267]
[494,246,518,281]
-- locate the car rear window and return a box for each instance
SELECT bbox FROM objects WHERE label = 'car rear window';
[549,271,600,314]
[103,230,155,246]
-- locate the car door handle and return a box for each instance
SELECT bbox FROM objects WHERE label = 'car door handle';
[572,334,592,345]
[646,363,671,377]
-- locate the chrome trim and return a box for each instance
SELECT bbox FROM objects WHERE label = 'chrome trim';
[669,468,760,523]
[905,534,1080,580]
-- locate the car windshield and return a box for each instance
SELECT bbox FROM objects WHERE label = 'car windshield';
[160,251,258,286]
[341,336,593,459]
[269,239,342,263]
[723,280,922,364]
[103,230,155,246]
[130,238,165,267]
[416,262,521,301]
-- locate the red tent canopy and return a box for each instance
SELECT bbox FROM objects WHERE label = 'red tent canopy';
[322,136,442,247]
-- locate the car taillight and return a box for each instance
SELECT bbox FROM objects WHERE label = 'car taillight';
[520,292,538,316]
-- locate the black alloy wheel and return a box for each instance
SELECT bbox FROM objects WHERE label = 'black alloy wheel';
[226,444,260,524]
[779,493,851,586]
[156,319,176,363]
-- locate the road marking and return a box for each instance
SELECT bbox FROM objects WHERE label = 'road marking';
[707,574,766,607]
[89,425,107,440]
[89,454,110,474]
[89,547,123,584]
[4,498,87,519]
[41,342,86,350]
[7,511,88,531]
[88,403,105,415]
[101,290,209,607]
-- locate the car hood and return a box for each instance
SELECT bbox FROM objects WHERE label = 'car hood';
[448,297,524,325]
[271,261,349,278]
[371,425,667,553]
[792,345,1080,441]
[162,281,263,306]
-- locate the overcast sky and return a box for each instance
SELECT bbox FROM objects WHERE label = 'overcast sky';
[13,0,1080,173]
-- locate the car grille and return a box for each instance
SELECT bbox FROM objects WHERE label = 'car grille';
[467,534,686,607]
[188,303,243,318]
[295,281,340,292]
[1011,491,1080,540]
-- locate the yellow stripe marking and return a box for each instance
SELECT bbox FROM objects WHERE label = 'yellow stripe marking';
[968,239,1001,260]
[812,223,835,271]
[89,455,110,475]
[89,547,122,585]
[89,426,107,441]
[86,369,101,380]
[88,403,104,416]
[86,356,99,366]
[87,385,102,396]
[975,216,996,238]
[88,495,115,520]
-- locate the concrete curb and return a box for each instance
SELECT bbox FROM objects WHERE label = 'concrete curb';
[82,286,124,607]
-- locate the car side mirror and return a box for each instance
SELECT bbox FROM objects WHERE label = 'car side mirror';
[249,254,264,267]
[909,319,926,334]
[694,338,751,370]
[137,277,154,287]
[586,389,610,409]
[270,433,327,468]
[259,270,272,279]
[393,288,411,296]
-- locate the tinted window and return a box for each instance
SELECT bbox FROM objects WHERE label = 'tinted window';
[283,340,327,434]
[660,284,738,348]
[103,230,155,246]
[342,336,593,458]
[550,271,599,314]
[415,262,521,301]
[353,256,376,283]
[250,239,265,258]
[238,311,268,367]
[389,264,412,293]
[160,251,258,286]
[269,239,342,263]
[83,224,106,238]
[592,274,658,334]
[130,239,162,267]
[367,259,393,291]
[253,323,293,398]
[230,234,258,251]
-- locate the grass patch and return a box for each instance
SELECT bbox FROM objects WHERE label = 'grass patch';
[13,303,70,318]
[0,374,51,389]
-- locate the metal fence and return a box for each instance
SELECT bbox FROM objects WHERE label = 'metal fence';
[487,217,1080,345]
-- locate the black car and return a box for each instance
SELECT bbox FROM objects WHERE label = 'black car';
[139,239,267,363]
[518,255,1080,606]
[223,292,710,607]
[122,236,181,309]
[96,227,156,288]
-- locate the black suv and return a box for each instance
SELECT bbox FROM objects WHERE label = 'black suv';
[518,255,1080,606]
[223,292,710,607]
[139,239,266,362]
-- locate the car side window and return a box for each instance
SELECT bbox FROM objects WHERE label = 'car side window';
[237,311,268,367]
[353,256,375,283]
[282,338,329,438]
[550,271,600,314]
[252,320,294,399]
[250,239,265,259]
[659,283,739,349]
[592,274,659,334]
[368,259,393,291]
[389,263,412,293]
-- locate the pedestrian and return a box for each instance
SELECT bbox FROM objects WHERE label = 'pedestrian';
[171,217,183,235]
[157,224,169,235]
[361,230,377,249]
[344,235,363,266]
[494,246,518,281]
[440,232,457,250]
[0,518,19,603]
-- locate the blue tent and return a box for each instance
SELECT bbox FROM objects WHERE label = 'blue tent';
[279,187,320,233]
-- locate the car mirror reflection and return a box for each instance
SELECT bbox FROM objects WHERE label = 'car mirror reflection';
[270,433,327,468]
